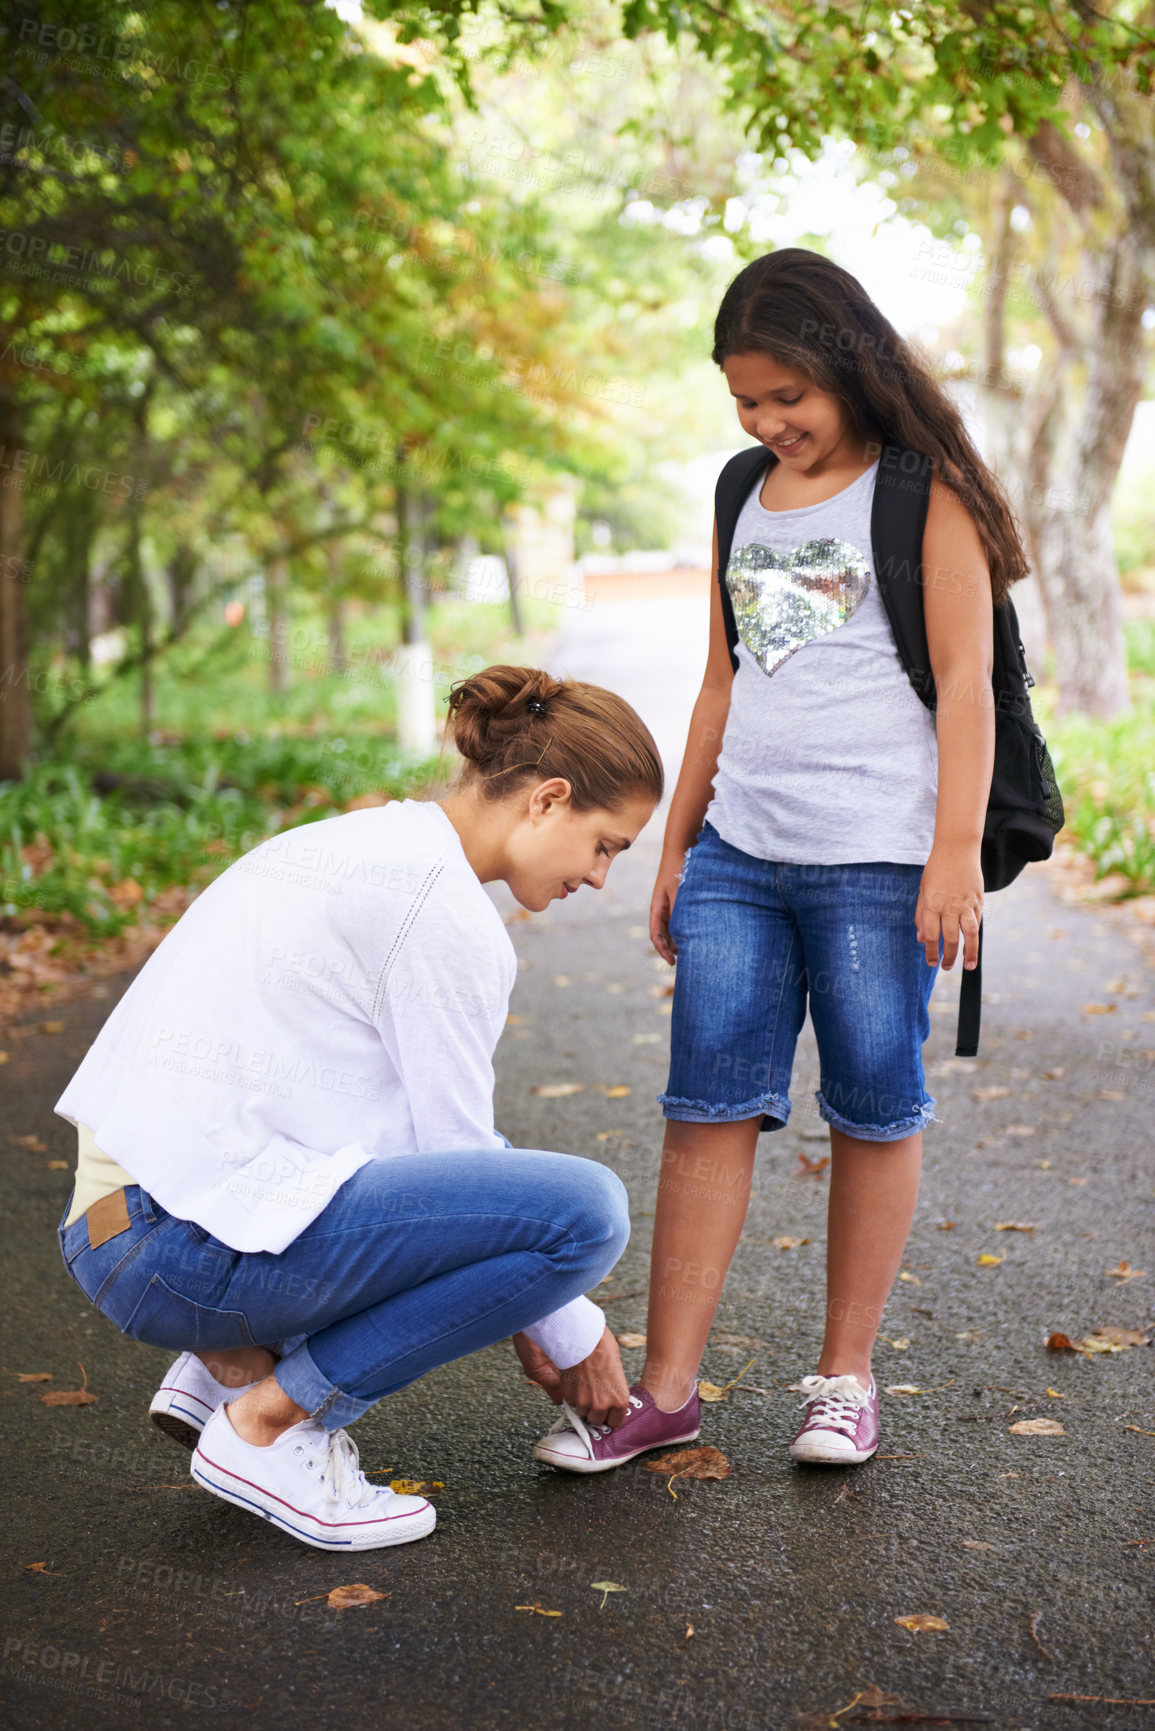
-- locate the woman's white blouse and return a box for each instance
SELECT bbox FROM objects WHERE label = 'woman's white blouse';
[55,799,605,1369]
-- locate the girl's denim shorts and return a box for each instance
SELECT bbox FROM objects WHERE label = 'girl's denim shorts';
[659,823,938,1142]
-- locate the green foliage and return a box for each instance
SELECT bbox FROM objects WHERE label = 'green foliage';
[0,737,431,937]
[1044,622,1155,894]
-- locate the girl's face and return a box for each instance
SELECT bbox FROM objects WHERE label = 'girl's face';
[503,781,656,914]
[722,351,864,472]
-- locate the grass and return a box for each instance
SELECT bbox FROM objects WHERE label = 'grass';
[1039,619,1155,897]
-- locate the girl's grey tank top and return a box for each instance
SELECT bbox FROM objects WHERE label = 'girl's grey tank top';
[706,459,939,866]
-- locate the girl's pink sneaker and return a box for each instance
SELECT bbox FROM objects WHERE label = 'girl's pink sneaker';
[789,1373,880,1464]
[533,1383,700,1474]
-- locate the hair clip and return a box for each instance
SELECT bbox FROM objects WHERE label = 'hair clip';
[526,696,547,717]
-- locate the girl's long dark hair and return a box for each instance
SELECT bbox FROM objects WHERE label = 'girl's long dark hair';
[713,249,1028,603]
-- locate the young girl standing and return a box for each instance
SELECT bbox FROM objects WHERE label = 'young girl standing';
[534,248,1024,1475]
[57,666,662,1547]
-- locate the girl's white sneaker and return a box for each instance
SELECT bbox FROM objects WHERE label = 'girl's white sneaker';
[149,1352,259,1452]
[190,1405,436,1551]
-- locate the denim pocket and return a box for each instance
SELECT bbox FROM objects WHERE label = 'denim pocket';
[122,1273,256,1352]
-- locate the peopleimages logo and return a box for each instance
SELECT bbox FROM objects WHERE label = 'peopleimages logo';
[3,1635,225,1708]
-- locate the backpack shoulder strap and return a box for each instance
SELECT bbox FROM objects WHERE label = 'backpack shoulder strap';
[870,446,936,711]
[715,446,773,672]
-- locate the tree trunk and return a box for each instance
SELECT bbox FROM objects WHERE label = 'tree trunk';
[0,392,30,779]
[502,515,525,636]
[326,541,347,675]
[1020,235,1144,717]
[267,556,289,694]
[395,461,426,648]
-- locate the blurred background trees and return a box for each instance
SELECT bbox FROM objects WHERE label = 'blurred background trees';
[0,0,1152,992]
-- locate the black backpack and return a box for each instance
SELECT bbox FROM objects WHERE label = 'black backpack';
[714,442,1064,1059]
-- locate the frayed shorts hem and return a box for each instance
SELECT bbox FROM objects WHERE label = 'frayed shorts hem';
[817,1094,938,1143]
[658,1089,792,1127]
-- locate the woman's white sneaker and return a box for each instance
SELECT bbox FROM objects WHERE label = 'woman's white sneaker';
[149,1352,259,1452]
[190,1405,436,1551]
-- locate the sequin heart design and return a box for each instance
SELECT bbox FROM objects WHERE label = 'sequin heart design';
[726,537,871,678]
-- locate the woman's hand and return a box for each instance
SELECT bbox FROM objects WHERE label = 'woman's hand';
[558,1327,630,1429]
[650,851,683,966]
[513,1327,630,1428]
[916,842,983,971]
[512,1331,562,1402]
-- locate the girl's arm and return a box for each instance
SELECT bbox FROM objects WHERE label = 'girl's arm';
[650,523,736,964]
[917,481,996,972]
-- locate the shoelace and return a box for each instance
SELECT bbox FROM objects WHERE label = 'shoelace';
[545,1394,644,1454]
[307,1428,379,1510]
[797,1374,871,1438]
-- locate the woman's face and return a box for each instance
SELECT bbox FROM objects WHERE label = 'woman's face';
[722,351,863,472]
[503,783,656,914]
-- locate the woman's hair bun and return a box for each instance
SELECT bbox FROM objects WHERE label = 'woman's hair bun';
[445,663,664,811]
[446,666,563,765]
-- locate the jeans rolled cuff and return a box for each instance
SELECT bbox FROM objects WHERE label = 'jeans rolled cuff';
[274,1343,371,1432]
[817,1092,938,1143]
[658,1088,791,1125]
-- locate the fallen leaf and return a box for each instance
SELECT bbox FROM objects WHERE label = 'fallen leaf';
[515,1601,562,1616]
[530,1083,584,1098]
[898,1271,922,1285]
[645,1445,731,1498]
[977,1253,1005,1266]
[599,1085,631,1098]
[1123,1426,1155,1438]
[972,1086,1011,1101]
[885,1382,956,1395]
[41,1020,65,1033]
[388,1479,443,1495]
[1099,1089,1127,1101]
[13,1372,52,1383]
[1086,1327,1150,1348]
[961,1541,994,1550]
[552,974,570,987]
[1044,1067,1065,1079]
[8,1133,46,1151]
[1006,1124,1037,1135]
[327,1584,389,1609]
[1046,1333,1088,1355]
[1081,1002,1116,1015]
[696,1357,756,1403]
[1107,1262,1146,1283]
[995,1222,1037,1233]
[792,1152,830,1179]
[1046,1389,1064,1399]
[505,1013,523,1026]
[771,1235,810,1250]
[47,1160,69,1170]
[937,1220,957,1230]
[0,1052,8,1064]
[1010,1418,1066,1435]
[895,1613,949,1633]
[23,1561,61,1574]
[888,1337,911,1351]
[590,1581,627,1609]
[648,982,675,998]
[41,1361,97,1407]
[595,1131,623,1141]
[616,1332,647,1349]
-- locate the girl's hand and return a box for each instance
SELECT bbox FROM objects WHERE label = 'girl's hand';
[558,1327,630,1429]
[650,852,683,966]
[512,1331,562,1402]
[916,843,983,971]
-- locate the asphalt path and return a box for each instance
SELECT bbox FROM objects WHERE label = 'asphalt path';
[1,591,1152,1731]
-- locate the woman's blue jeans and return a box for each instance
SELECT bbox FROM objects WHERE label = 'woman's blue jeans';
[58,1151,629,1430]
